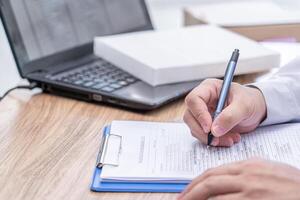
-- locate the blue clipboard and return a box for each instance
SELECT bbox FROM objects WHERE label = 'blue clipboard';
[90,126,189,192]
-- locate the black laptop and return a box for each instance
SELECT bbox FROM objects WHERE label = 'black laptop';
[0,0,200,110]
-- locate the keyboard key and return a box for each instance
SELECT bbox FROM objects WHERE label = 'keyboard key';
[101,86,115,93]
[46,75,56,80]
[62,78,72,83]
[118,81,128,86]
[126,77,137,83]
[101,75,110,80]
[74,80,84,85]
[92,82,108,89]
[96,61,106,66]
[69,76,78,81]
[93,78,104,83]
[82,77,92,81]
[83,81,95,87]
[110,71,120,77]
[106,78,117,83]
[118,74,130,80]
[110,83,122,89]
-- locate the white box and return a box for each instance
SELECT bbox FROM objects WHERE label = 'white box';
[94,25,280,86]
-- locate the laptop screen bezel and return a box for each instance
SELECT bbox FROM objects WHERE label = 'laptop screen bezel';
[0,0,153,78]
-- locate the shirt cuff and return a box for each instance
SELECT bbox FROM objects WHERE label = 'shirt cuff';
[249,80,299,126]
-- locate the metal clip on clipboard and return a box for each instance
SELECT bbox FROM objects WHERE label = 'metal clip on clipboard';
[96,133,122,168]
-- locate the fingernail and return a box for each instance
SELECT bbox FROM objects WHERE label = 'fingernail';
[234,134,241,142]
[212,125,225,137]
[211,138,219,146]
[226,138,234,147]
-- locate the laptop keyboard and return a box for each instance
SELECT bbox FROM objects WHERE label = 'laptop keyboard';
[46,59,138,93]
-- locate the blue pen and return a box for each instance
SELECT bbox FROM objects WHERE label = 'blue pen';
[207,49,240,146]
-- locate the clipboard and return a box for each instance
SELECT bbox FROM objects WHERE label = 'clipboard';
[90,125,188,193]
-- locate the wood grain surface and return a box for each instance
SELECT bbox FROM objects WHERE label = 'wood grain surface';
[0,74,259,200]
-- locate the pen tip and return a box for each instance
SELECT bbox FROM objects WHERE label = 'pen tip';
[234,49,239,53]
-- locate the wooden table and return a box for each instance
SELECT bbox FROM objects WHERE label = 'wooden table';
[0,75,259,200]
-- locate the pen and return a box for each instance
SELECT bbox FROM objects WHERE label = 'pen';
[207,49,240,146]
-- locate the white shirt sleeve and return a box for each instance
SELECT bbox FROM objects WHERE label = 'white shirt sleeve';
[250,56,300,126]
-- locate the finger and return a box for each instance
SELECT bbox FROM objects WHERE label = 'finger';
[183,110,207,144]
[218,137,234,147]
[181,175,243,200]
[192,78,222,104]
[185,84,217,133]
[217,132,241,147]
[209,132,241,147]
[211,101,247,137]
[185,96,212,133]
[231,133,241,143]
[180,162,242,197]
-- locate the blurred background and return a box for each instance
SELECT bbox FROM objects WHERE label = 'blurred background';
[1,0,300,95]
[147,0,300,29]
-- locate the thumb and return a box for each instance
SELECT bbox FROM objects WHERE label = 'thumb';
[211,102,246,137]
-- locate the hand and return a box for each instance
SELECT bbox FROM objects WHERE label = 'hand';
[183,79,267,147]
[178,158,300,200]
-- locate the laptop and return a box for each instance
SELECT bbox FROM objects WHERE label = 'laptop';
[0,0,200,110]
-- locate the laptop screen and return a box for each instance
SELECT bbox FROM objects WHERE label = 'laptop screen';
[0,0,152,75]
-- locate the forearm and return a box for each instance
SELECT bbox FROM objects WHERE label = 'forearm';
[251,57,300,126]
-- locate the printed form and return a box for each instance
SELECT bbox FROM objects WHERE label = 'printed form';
[101,121,300,183]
